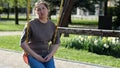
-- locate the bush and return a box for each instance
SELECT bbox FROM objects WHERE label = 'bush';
[113,1,120,29]
[108,7,116,16]
[61,35,120,57]
[0,7,3,14]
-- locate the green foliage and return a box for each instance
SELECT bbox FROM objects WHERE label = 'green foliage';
[44,0,61,6]
[56,47,120,68]
[0,0,37,8]
[45,0,100,14]
[74,0,96,12]
[113,1,120,29]
[107,7,116,16]
[0,6,3,14]
[62,35,120,58]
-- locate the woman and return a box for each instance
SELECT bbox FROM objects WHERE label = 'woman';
[20,0,60,68]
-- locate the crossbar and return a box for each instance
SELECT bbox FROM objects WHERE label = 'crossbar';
[58,27,120,37]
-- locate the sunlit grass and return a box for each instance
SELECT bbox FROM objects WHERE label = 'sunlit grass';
[55,47,120,67]
[0,35,22,51]
[0,21,25,31]
[51,17,98,25]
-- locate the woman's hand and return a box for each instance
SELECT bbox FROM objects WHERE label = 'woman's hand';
[44,53,53,62]
[35,54,46,62]
[44,44,60,62]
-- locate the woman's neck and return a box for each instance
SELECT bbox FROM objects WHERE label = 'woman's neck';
[38,18,48,23]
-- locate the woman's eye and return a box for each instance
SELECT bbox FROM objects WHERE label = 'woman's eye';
[37,8,41,11]
[37,8,45,11]
[42,7,45,10]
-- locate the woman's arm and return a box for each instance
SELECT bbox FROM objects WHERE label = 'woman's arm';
[49,44,60,56]
[21,41,45,62]
[44,43,60,62]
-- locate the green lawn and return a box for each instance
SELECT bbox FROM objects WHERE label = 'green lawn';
[51,17,98,25]
[0,35,22,51]
[0,17,98,31]
[0,35,119,68]
[0,21,25,31]
[71,19,98,25]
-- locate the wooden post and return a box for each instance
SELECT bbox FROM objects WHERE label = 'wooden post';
[58,27,120,37]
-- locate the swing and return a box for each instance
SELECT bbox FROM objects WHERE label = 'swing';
[23,0,30,64]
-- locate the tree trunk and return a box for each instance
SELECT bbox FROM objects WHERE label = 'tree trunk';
[59,0,74,27]
[7,3,9,19]
[104,0,108,16]
[68,13,72,24]
[15,0,19,25]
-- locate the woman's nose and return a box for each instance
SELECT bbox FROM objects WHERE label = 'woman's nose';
[41,10,44,13]
[39,9,44,14]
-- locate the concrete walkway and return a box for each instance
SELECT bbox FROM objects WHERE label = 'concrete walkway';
[0,49,112,68]
[0,31,112,68]
[0,31,22,36]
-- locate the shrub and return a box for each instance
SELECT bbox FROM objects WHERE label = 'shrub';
[61,35,120,57]
[113,1,120,29]
[0,7,3,14]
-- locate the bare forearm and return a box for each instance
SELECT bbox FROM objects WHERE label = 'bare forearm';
[50,44,60,56]
[21,42,45,62]
[41,43,60,62]
[21,42,36,56]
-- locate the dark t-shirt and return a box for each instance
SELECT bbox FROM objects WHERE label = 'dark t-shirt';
[20,18,60,56]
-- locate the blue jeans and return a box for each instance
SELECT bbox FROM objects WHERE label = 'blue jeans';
[28,55,55,68]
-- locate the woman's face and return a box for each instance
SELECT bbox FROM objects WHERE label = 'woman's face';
[35,4,49,19]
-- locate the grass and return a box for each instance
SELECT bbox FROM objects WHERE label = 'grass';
[56,47,120,68]
[71,19,98,25]
[51,17,98,25]
[0,35,120,68]
[0,19,97,31]
[0,15,98,31]
[0,21,25,31]
[0,35,22,51]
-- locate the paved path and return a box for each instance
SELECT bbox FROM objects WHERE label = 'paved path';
[0,31,112,68]
[0,49,112,68]
[0,31,22,36]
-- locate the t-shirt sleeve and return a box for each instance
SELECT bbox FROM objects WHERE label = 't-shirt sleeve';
[55,31,60,44]
[20,23,32,45]
[51,25,60,45]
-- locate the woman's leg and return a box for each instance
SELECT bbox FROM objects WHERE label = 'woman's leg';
[44,58,55,68]
[28,55,45,68]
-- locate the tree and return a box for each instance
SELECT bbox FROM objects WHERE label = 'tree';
[0,0,10,19]
[113,0,120,29]
[104,0,109,15]
[45,0,98,25]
